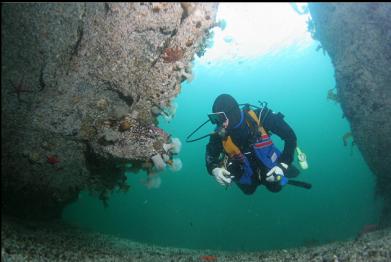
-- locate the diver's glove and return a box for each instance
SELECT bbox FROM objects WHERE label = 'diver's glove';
[266,162,288,183]
[212,167,234,187]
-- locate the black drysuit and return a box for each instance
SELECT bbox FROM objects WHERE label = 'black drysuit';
[205,108,297,194]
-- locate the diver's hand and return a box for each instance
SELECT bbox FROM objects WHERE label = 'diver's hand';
[212,167,234,187]
[266,162,288,183]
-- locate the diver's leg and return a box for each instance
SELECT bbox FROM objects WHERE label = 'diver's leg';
[235,182,258,195]
[264,181,282,193]
[234,173,261,195]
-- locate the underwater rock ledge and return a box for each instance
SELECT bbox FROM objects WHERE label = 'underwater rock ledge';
[308,3,391,227]
[1,3,218,219]
[2,215,391,262]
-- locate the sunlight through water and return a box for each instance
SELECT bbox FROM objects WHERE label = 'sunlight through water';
[198,3,312,63]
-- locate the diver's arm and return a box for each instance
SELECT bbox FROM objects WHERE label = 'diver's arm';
[205,133,224,175]
[258,109,297,165]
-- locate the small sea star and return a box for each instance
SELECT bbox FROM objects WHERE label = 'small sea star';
[162,47,184,63]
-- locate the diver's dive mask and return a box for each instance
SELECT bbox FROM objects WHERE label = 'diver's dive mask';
[186,102,267,143]
[208,112,229,138]
[207,112,228,126]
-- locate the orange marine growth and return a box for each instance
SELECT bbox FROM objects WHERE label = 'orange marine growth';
[200,255,217,262]
[162,47,184,63]
[47,155,60,165]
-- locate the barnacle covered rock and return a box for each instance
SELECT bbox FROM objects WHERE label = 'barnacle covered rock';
[2,2,218,219]
[118,116,132,132]
[308,3,391,226]
[96,98,109,111]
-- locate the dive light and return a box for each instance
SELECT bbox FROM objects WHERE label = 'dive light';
[296,147,308,170]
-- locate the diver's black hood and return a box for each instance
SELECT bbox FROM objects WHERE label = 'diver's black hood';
[212,94,241,129]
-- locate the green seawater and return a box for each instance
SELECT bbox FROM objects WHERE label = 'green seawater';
[63,43,381,251]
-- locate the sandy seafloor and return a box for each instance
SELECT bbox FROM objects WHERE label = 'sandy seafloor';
[1,215,390,262]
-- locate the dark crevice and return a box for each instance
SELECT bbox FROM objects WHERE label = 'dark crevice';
[70,24,84,59]
[104,2,111,16]
[70,4,86,61]
[105,81,134,108]
[39,64,45,91]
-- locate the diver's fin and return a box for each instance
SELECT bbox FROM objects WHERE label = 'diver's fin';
[287,180,312,189]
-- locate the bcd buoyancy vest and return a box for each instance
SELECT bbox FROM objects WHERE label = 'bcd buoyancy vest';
[222,110,281,185]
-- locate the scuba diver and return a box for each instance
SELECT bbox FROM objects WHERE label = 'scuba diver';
[187,93,310,194]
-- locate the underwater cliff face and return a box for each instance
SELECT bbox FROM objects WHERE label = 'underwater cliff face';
[308,3,391,226]
[1,3,218,219]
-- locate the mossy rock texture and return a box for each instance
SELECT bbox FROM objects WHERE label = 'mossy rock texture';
[1,3,218,219]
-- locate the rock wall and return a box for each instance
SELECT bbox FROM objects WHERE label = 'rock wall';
[1,3,218,219]
[308,3,391,226]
